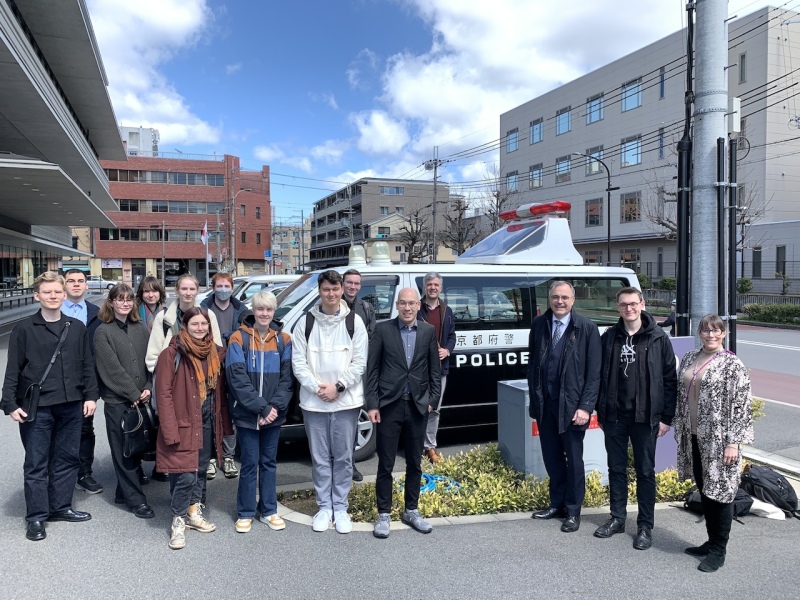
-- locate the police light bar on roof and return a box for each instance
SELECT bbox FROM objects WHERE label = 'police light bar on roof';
[499,201,571,222]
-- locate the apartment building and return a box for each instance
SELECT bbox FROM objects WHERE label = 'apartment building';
[499,6,800,283]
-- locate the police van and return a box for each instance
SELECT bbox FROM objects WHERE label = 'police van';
[275,201,640,460]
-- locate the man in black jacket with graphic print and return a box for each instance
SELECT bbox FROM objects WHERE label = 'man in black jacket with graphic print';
[594,286,677,550]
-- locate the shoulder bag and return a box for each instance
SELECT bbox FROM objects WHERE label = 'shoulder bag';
[20,321,71,423]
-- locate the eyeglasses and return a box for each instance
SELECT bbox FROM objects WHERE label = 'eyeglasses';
[617,301,641,309]
[700,328,723,336]
[549,295,573,302]
[113,298,134,305]
[397,301,419,307]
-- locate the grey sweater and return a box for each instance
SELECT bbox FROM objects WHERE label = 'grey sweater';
[93,320,152,405]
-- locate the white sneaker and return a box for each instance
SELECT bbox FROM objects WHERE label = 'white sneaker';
[334,511,352,534]
[312,509,332,532]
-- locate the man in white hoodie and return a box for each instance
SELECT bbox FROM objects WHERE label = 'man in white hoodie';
[292,270,368,534]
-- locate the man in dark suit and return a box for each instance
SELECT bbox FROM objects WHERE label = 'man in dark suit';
[62,269,103,494]
[527,281,601,533]
[367,287,441,539]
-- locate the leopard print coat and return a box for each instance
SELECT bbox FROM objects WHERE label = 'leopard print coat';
[674,349,754,503]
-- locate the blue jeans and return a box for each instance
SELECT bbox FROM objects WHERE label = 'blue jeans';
[236,425,281,518]
[19,402,83,521]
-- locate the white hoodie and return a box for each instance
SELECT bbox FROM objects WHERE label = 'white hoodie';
[291,300,368,413]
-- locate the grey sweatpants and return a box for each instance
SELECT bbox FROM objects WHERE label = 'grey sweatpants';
[424,375,447,450]
[302,408,359,512]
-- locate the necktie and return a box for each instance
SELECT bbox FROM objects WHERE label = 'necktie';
[552,320,563,345]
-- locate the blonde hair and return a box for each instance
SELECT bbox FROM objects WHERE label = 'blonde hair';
[251,290,277,310]
[34,271,65,293]
[175,273,199,290]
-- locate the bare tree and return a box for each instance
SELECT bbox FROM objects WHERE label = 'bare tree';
[439,197,479,255]
[736,181,771,273]
[397,205,431,264]
[472,162,514,241]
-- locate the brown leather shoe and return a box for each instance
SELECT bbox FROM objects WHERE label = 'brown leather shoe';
[425,449,442,463]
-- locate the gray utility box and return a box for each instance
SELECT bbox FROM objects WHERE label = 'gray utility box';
[497,379,608,485]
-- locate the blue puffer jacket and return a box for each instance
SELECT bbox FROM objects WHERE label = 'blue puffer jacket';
[225,315,293,430]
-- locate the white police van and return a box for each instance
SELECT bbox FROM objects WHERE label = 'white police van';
[275,201,640,460]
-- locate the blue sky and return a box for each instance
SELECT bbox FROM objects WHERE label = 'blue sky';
[86,0,777,222]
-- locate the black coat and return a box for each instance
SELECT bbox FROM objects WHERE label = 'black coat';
[1,311,99,414]
[366,318,441,416]
[527,309,601,433]
[597,312,677,427]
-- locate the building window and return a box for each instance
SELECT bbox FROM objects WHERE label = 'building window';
[380,206,390,215]
[395,206,404,214]
[620,248,641,271]
[585,199,603,227]
[556,107,571,135]
[621,135,642,167]
[256,233,261,245]
[151,200,168,213]
[739,52,747,84]
[240,205,246,216]
[529,118,543,144]
[395,246,402,252]
[776,245,787,277]
[529,163,543,189]
[620,192,641,223]
[168,172,188,185]
[506,128,519,152]
[658,128,665,159]
[119,199,139,211]
[241,232,246,244]
[752,246,762,278]
[621,78,642,111]
[506,171,519,192]
[379,186,404,195]
[659,67,666,99]
[657,246,664,278]
[586,94,604,125]
[584,250,603,265]
[188,173,206,186]
[585,146,603,176]
[555,156,571,183]
[256,206,261,219]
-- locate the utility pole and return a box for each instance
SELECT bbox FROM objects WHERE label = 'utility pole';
[229,166,237,275]
[300,209,305,273]
[270,209,276,275]
[691,0,728,331]
[425,147,443,264]
[161,220,166,288]
[215,210,222,268]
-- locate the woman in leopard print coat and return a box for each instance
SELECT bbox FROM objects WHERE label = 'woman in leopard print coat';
[674,314,753,572]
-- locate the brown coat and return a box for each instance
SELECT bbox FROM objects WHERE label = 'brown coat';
[154,338,232,474]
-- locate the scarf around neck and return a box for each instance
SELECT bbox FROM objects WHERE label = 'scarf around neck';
[177,328,221,402]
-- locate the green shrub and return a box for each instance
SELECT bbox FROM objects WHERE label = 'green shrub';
[741,303,800,324]
[737,277,753,294]
[656,277,676,291]
[637,272,651,290]
[751,396,766,421]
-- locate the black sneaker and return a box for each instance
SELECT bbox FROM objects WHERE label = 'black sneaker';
[75,475,103,494]
[352,465,364,482]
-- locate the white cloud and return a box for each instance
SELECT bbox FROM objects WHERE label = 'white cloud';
[253,144,313,174]
[226,63,243,75]
[346,48,379,89]
[309,92,339,110]
[254,145,285,162]
[86,0,221,145]
[310,139,348,164]
[350,110,410,156]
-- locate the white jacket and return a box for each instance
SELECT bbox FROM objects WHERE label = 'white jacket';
[291,300,367,413]
[145,299,222,372]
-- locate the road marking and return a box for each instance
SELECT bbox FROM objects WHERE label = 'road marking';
[739,340,800,352]
[759,397,800,409]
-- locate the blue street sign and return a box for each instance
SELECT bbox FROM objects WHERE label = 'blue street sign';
[264,250,272,259]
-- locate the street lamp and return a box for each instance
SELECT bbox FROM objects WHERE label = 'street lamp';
[572,152,620,266]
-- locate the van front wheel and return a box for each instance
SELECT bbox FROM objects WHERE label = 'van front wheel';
[353,408,376,462]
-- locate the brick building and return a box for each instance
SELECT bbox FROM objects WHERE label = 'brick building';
[83,128,272,286]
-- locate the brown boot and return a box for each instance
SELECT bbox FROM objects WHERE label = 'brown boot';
[425,448,442,464]
[186,503,216,533]
[169,516,185,550]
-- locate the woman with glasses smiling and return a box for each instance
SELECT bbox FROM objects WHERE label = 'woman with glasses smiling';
[93,284,155,519]
[674,314,754,573]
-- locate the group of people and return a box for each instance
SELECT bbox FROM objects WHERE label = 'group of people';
[527,282,753,573]
[1,270,752,568]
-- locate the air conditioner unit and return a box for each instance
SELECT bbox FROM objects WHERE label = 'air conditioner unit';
[376,234,386,238]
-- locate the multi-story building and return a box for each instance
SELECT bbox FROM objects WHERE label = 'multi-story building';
[82,127,272,286]
[309,177,453,268]
[499,6,800,283]
[0,0,124,290]
[272,216,311,273]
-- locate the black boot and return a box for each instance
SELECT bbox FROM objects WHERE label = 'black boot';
[699,497,732,572]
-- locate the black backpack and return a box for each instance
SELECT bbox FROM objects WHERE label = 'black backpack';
[304,310,356,342]
[683,485,753,521]
[740,465,800,519]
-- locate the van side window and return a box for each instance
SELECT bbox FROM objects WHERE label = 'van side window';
[415,276,533,330]
[358,276,399,321]
[533,277,633,326]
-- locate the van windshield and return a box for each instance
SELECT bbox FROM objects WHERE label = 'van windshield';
[275,274,316,320]
[459,220,546,259]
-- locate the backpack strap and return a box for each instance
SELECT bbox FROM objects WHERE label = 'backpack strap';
[305,312,315,343]
[162,306,171,338]
[304,310,354,341]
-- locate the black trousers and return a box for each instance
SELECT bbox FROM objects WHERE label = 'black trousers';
[78,414,95,478]
[692,436,733,556]
[604,420,658,529]
[103,402,147,508]
[19,402,83,522]
[538,403,586,516]
[375,395,426,514]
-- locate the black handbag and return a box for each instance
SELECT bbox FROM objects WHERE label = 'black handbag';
[20,322,71,422]
[121,401,159,458]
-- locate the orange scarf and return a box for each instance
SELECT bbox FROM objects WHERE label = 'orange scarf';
[177,329,221,402]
